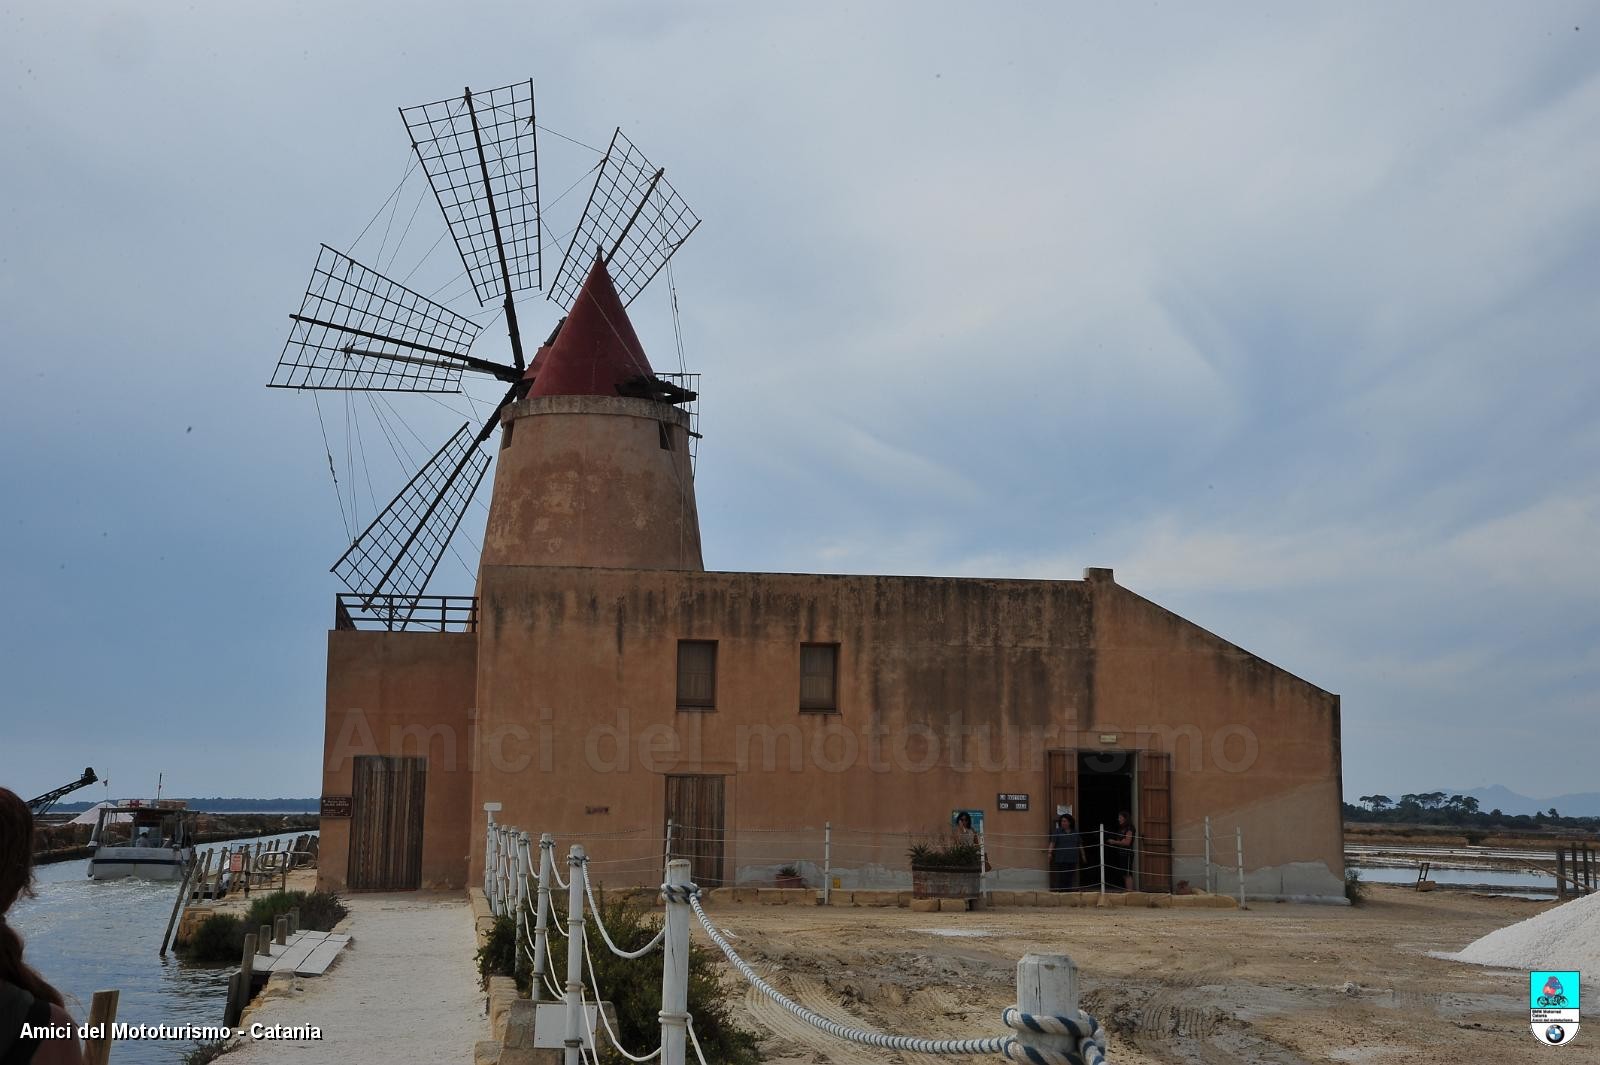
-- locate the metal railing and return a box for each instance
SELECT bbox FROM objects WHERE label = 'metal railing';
[334,593,479,632]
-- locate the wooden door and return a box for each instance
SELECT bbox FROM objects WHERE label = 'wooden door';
[348,755,427,890]
[1137,750,1172,892]
[1046,748,1077,822]
[665,774,724,887]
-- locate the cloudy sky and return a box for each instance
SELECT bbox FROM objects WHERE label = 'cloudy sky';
[2,2,1595,803]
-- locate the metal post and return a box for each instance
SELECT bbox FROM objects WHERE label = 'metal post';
[823,822,832,906]
[1203,816,1213,894]
[514,831,531,949]
[1235,826,1246,908]
[661,858,692,1065]
[532,833,554,1003]
[978,825,988,903]
[664,818,674,872]
[1098,825,1106,896]
[564,844,586,1065]
[1012,954,1081,1062]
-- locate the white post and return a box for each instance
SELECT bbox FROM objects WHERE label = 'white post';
[483,803,502,912]
[822,822,832,906]
[1235,826,1246,908]
[1013,954,1081,1060]
[564,844,586,1065]
[660,858,692,1065]
[1203,816,1213,894]
[978,825,988,903]
[1098,825,1107,896]
[532,834,554,1002]
[514,831,530,949]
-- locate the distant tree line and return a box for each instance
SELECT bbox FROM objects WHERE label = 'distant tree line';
[1345,792,1600,833]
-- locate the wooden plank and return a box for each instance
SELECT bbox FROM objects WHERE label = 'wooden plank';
[1137,751,1173,892]
[296,939,349,976]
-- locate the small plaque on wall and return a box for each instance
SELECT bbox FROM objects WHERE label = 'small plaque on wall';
[320,795,353,818]
[997,793,1030,811]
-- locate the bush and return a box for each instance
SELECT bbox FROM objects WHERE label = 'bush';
[1345,868,1368,906]
[182,1037,233,1064]
[1463,830,1488,846]
[179,891,347,964]
[908,836,981,871]
[184,914,247,964]
[480,886,759,1064]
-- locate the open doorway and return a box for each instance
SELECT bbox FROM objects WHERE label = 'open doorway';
[1077,750,1134,891]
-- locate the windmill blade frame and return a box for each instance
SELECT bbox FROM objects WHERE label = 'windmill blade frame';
[269,244,485,393]
[548,128,700,308]
[400,79,541,309]
[332,422,491,623]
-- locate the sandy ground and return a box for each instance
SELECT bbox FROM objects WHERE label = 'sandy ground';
[224,891,485,1065]
[696,886,1561,1065]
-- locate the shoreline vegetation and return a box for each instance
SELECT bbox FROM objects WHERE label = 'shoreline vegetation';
[31,813,320,864]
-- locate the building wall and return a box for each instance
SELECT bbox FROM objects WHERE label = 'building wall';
[466,566,1345,900]
[319,630,478,892]
[1085,569,1345,898]
[481,395,702,572]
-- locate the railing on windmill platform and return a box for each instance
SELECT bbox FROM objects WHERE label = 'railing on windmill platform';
[335,593,479,633]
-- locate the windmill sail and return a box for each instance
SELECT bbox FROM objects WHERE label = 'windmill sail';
[332,423,490,617]
[401,79,541,306]
[549,129,700,308]
[270,245,484,392]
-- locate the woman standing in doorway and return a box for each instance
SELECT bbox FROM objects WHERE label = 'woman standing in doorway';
[1,787,85,1064]
[1109,810,1136,891]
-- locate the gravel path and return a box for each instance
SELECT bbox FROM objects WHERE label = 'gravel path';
[225,892,485,1064]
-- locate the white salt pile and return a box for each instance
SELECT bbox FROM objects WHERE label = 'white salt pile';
[1454,890,1600,974]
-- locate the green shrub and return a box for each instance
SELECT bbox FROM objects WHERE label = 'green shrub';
[179,891,347,964]
[184,914,247,964]
[182,1036,233,1064]
[1345,868,1368,906]
[908,836,981,871]
[481,886,759,1064]
[1463,830,1488,846]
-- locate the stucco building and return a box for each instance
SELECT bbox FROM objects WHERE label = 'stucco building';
[316,263,1345,902]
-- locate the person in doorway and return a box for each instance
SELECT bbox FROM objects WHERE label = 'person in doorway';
[1109,810,1136,891]
[1,788,86,1065]
[1047,814,1081,892]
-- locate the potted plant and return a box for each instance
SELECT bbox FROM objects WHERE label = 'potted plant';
[775,864,805,890]
[908,836,982,899]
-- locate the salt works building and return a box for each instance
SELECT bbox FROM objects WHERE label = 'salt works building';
[311,259,1347,904]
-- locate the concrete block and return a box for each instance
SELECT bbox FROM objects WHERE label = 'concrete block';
[909,898,941,913]
[1096,892,1123,908]
[855,891,896,907]
[487,976,520,1040]
[989,890,1022,906]
[938,898,969,913]
[475,1040,503,1065]
[1148,893,1173,908]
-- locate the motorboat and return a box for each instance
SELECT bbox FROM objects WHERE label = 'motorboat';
[85,800,196,880]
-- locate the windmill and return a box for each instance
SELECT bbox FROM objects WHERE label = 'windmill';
[269,80,700,628]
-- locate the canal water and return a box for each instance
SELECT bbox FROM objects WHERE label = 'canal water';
[12,832,317,1065]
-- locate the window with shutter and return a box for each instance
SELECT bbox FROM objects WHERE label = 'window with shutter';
[676,640,716,709]
[799,643,838,712]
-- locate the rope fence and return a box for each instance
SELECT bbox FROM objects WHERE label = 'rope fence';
[481,809,1115,1065]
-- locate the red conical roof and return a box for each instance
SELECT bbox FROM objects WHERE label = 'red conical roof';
[526,257,655,398]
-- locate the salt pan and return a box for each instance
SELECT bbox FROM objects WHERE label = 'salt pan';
[1454,890,1600,978]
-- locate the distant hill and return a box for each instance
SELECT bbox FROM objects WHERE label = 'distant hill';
[52,797,318,813]
[1441,785,1600,818]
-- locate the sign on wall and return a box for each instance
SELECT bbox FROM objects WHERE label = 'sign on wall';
[997,793,1030,812]
[320,795,353,818]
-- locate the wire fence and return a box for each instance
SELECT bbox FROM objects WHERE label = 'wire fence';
[483,815,1112,1065]
[484,816,1251,909]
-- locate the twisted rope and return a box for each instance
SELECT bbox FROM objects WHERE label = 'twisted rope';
[1001,1007,1107,1065]
[583,864,665,959]
[685,890,1011,1055]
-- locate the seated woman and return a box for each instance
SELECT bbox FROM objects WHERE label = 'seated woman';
[1,788,85,1065]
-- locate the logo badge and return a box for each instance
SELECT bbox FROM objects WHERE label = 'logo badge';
[1530,971,1580,1046]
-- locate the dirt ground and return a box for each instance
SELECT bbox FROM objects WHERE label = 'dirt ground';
[698,885,1556,1065]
